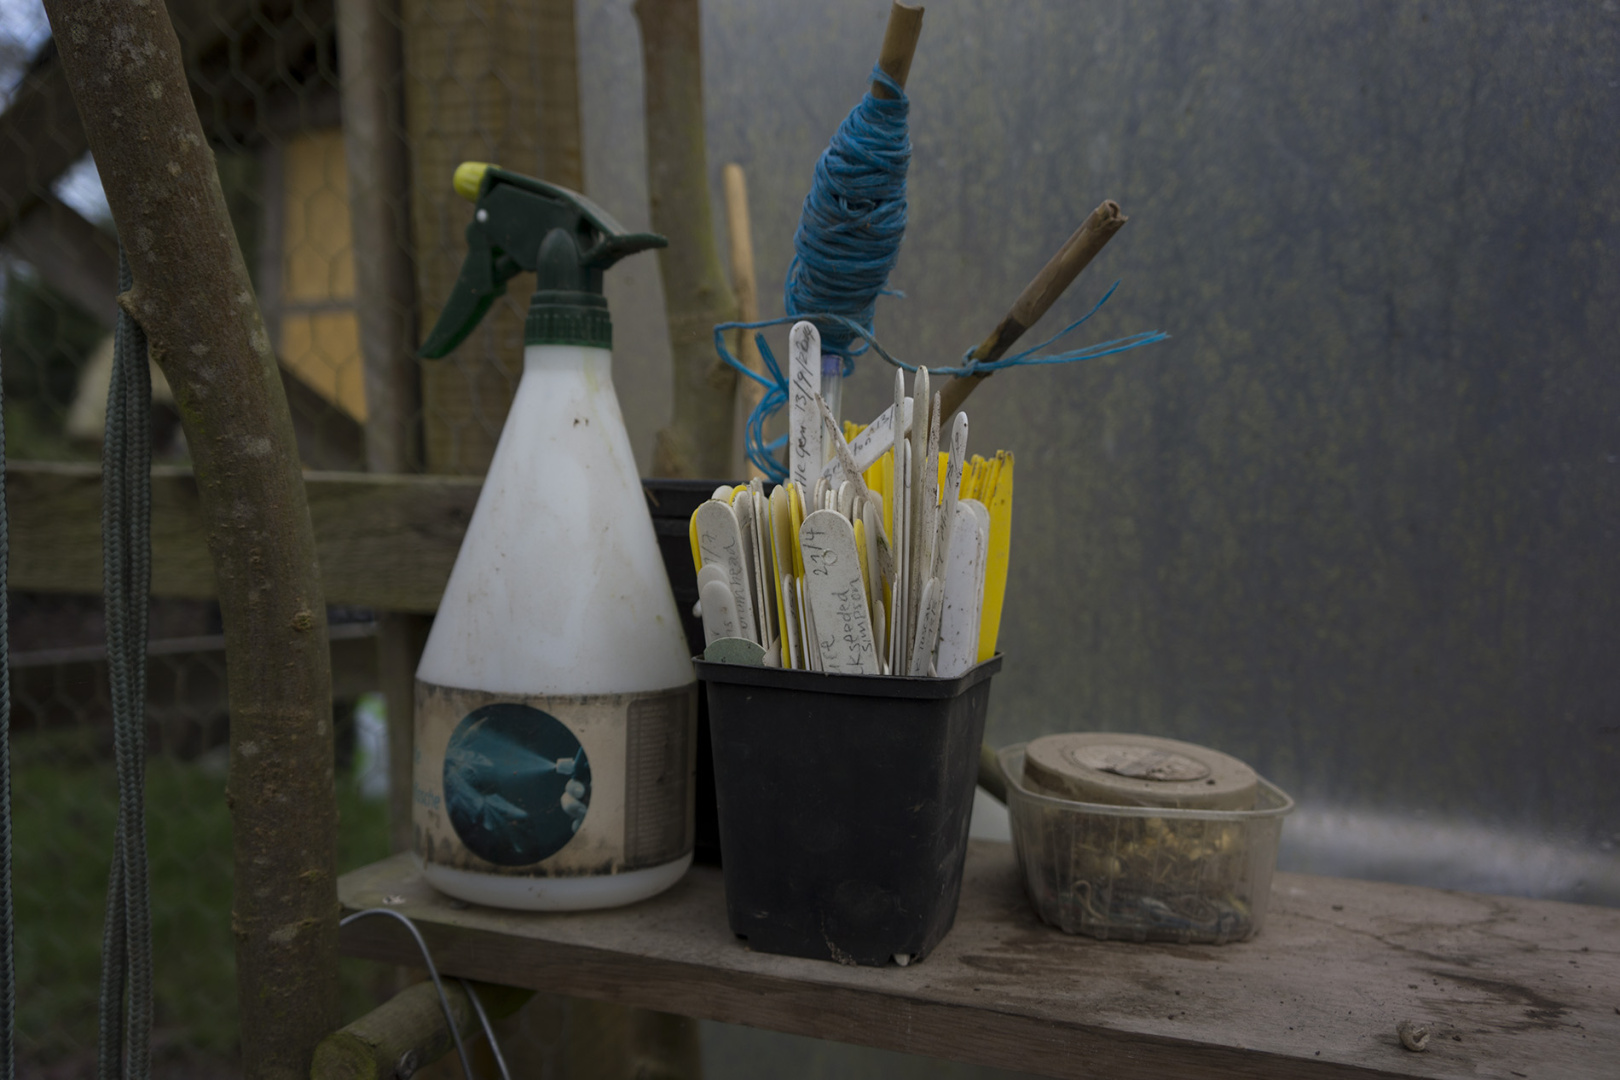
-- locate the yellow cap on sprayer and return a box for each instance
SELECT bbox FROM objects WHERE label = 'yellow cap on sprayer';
[452,161,492,203]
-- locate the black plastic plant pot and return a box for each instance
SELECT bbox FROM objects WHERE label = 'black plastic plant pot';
[695,656,1003,966]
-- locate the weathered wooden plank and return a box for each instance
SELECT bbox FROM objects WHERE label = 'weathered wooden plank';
[337,841,1620,1080]
[7,622,382,741]
[5,463,479,613]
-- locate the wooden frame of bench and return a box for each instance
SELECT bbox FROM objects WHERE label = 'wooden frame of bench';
[337,840,1618,1080]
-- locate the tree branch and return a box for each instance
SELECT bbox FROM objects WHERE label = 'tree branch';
[636,0,739,479]
[41,0,340,1074]
[311,979,532,1080]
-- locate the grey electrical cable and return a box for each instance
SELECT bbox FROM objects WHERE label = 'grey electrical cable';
[95,247,154,1080]
[458,979,513,1080]
[1,343,17,1080]
[339,908,510,1080]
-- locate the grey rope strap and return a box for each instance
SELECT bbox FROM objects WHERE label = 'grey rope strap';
[1,341,16,1080]
[95,246,154,1080]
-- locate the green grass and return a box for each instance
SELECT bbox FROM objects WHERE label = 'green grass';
[11,730,393,1059]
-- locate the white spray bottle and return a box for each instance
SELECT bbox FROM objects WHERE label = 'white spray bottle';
[412,163,695,910]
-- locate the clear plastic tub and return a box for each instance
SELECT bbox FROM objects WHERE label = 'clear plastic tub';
[1000,744,1294,944]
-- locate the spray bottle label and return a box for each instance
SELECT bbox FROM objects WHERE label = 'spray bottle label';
[413,680,697,876]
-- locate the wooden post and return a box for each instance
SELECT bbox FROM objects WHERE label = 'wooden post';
[337,0,431,855]
[41,0,339,1072]
[338,0,421,477]
[636,0,740,480]
[538,0,586,193]
[401,0,545,475]
[400,0,587,479]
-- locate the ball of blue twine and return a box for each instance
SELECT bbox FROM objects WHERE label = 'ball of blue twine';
[783,64,910,361]
[714,62,1170,482]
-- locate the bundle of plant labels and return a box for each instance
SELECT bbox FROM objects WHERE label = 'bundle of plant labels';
[689,321,1012,677]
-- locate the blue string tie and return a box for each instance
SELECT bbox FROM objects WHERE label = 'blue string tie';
[715,284,1171,482]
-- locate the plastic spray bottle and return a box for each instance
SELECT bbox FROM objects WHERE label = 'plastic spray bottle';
[411,164,696,911]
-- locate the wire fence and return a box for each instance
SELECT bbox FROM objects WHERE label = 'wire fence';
[0,0,483,1068]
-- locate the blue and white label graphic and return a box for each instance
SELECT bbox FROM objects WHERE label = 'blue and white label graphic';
[444,703,592,866]
[414,680,697,876]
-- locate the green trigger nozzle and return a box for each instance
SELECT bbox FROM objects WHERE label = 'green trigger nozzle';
[419,163,667,359]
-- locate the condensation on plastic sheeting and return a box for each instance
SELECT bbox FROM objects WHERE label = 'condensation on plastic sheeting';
[578,0,1620,886]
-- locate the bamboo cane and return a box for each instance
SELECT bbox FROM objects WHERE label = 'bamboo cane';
[939,200,1128,421]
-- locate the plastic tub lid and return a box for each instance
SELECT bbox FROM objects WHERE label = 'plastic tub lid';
[1022,732,1259,810]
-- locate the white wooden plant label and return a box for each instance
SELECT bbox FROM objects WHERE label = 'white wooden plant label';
[768,487,796,664]
[788,321,823,493]
[891,440,910,674]
[751,487,775,646]
[731,488,769,642]
[908,575,944,677]
[935,501,986,678]
[821,396,912,481]
[799,509,880,675]
[935,412,969,582]
[696,562,728,604]
[693,500,756,644]
[912,391,942,660]
[700,579,739,645]
[780,573,802,670]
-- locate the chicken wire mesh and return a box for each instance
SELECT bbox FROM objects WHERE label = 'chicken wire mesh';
[0,0,487,1068]
[5,592,390,1071]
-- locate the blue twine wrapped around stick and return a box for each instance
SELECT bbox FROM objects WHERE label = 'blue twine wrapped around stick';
[723,60,1167,481]
[716,283,1171,481]
[784,64,910,365]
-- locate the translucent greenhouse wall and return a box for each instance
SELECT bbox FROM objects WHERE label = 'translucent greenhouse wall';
[584,0,1619,905]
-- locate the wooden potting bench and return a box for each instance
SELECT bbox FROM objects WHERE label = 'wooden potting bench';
[338,840,1618,1080]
